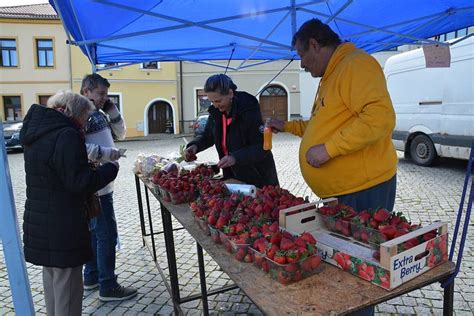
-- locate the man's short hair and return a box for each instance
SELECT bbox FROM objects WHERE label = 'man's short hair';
[292,18,342,51]
[80,73,110,95]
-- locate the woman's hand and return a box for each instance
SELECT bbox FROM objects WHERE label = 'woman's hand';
[217,155,236,168]
[184,145,198,161]
[267,118,285,133]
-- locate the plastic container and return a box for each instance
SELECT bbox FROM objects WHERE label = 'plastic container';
[219,232,251,257]
[208,225,222,244]
[266,254,323,285]
[158,187,171,202]
[193,215,210,236]
[350,222,387,246]
[318,213,352,237]
[169,190,196,204]
[249,248,270,273]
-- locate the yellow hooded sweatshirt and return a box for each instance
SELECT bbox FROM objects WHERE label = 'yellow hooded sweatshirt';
[285,43,397,198]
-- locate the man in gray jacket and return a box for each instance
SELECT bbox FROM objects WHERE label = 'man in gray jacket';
[81,73,137,301]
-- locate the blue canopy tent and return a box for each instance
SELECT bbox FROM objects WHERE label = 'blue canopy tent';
[50,0,474,71]
[1,0,473,314]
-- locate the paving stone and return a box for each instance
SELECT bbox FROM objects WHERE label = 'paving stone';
[376,303,397,313]
[395,305,416,314]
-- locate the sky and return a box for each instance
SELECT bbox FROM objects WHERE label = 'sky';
[1,0,49,6]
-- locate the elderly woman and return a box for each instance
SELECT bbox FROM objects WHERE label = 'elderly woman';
[184,74,279,188]
[20,91,119,316]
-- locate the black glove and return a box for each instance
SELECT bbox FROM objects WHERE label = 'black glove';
[103,99,115,112]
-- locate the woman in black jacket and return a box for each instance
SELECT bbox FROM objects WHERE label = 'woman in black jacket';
[185,74,279,188]
[20,91,119,316]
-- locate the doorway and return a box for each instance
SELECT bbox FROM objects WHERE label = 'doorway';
[147,101,173,134]
[259,85,288,121]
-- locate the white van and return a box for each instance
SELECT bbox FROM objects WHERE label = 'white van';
[384,36,474,166]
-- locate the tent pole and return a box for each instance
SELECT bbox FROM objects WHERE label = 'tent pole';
[179,61,184,134]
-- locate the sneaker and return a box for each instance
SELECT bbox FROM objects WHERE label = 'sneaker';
[99,285,138,302]
[83,281,99,291]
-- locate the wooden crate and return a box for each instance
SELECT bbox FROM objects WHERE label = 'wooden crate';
[279,200,449,290]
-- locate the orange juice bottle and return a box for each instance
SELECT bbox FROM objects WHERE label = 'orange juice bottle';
[263,118,273,150]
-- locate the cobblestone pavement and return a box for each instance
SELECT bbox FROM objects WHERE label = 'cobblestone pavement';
[1,133,473,315]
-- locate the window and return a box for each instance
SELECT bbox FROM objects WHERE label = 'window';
[108,94,122,113]
[38,95,52,106]
[196,89,211,114]
[261,85,287,96]
[36,39,54,67]
[3,96,22,121]
[456,28,468,38]
[141,61,160,69]
[0,39,18,67]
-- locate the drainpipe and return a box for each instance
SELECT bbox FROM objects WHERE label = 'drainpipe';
[179,61,184,134]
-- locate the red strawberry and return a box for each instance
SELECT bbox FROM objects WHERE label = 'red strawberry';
[244,254,253,263]
[380,225,397,240]
[274,251,287,265]
[270,232,282,245]
[373,208,391,222]
[286,250,300,264]
[269,221,279,233]
[309,256,321,269]
[358,210,372,223]
[292,270,302,282]
[280,238,295,251]
[278,271,291,285]
[267,244,278,259]
[300,232,316,245]
[285,263,298,273]
[394,228,409,238]
[294,237,306,249]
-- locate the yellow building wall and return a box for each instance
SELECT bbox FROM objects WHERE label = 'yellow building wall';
[0,19,71,121]
[70,46,179,137]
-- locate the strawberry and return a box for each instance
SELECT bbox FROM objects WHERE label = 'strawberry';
[285,263,298,273]
[380,225,397,240]
[280,237,295,251]
[278,271,291,285]
[270,232,282,245]
[286,250,300,264]
[292,270,302,282]
[300,232,316,245]
[300,258,313,272]
[358,210,372,223]
[234,247,246,261]
[274,251,287,265]
[267,244,279,259]
[373,208,391,222]
[309,256,322,269]
[244,254,253,263]
[394,228,409,238]
[294,237,306,249]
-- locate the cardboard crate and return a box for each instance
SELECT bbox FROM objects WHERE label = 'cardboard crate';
[279,199,448,290]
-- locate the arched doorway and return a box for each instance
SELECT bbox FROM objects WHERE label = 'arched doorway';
[259,85,288,121]
[147,101,174,134]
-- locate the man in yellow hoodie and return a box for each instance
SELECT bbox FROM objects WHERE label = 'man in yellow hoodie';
[270,18,398,212]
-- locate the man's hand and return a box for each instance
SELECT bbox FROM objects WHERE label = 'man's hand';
[102,99,116,112]
[306,144,331,168]
[184,145,198,161]
[217,155,236,169]
[267,118,285,133]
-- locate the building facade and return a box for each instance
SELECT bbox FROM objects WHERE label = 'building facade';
[0,4,70,122]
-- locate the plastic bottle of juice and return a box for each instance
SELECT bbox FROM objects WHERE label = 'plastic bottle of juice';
[263,118,273,150]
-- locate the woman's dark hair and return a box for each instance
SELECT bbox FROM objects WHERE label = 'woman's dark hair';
[204,74,237,95]
[292,18,341,51]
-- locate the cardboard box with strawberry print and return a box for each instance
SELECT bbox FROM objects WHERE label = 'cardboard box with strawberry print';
[279,199,449,290]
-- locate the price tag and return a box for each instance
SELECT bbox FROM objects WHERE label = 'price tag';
[423,44,451,68]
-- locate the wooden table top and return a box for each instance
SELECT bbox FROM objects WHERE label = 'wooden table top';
[141,178,455,315]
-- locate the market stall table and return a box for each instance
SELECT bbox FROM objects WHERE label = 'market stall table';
[134,174,456,315]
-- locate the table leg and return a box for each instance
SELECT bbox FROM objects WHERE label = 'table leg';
[144,187,157,262]
[160,202,181,314]
[134,175,146,246]
[197,243,209,316]
[443,280,454,316]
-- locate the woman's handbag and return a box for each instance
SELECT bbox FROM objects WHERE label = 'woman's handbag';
[85,193,101,220]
